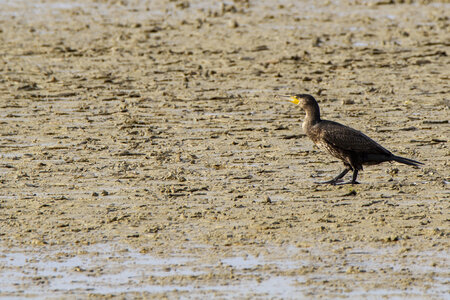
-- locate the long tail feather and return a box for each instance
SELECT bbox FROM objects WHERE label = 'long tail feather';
[392,155,423,166]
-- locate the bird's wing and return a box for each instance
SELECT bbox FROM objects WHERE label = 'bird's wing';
[317,120,391,155]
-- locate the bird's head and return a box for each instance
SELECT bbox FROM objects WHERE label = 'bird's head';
[280,94,317,109]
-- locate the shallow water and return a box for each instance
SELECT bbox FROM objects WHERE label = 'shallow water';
[1,243,448,297]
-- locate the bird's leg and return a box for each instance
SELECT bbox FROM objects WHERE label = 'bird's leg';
[315,168,350,185]
[340,169,360,185]
[351,169,360,184]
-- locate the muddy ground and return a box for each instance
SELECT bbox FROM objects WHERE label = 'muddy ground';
[0,0,449,298]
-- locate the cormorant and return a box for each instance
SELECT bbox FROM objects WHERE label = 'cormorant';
[282,94,423,184]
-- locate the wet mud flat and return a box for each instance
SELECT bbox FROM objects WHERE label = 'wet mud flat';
[0,0,449,298]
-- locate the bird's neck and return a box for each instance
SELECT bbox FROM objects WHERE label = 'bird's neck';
[302,104,321,130]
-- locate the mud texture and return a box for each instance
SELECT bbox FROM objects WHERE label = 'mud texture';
[0,0,449,298]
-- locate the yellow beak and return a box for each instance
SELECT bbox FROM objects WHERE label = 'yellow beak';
[290,96,300,105]
[278,95,300,105]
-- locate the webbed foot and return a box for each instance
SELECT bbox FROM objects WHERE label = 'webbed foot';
[336,180,360,185]
[314,179,343,185]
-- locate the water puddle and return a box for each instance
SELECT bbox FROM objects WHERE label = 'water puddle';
[0,243,447,297]
[0,244,302,297]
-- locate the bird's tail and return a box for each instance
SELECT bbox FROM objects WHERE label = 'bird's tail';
[392,155,423,166]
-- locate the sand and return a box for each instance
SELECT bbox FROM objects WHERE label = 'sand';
[0,0,449,298]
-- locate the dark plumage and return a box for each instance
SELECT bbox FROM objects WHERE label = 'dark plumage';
[283,94,423,184]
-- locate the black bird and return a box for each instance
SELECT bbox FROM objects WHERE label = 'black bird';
[282,94,423,184]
